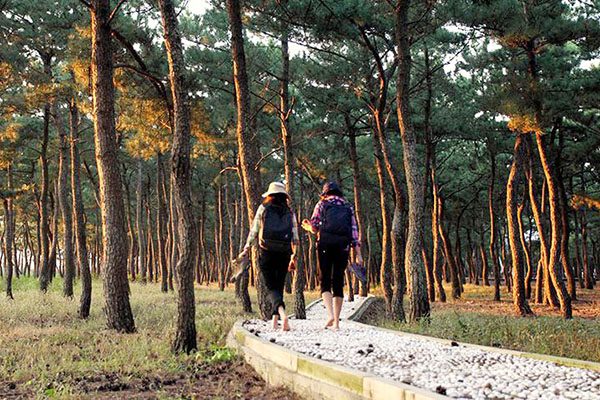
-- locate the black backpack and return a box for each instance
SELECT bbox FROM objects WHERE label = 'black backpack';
[259,204,293,253]
[319,201,352,247]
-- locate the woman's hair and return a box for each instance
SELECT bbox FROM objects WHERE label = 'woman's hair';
[323,188,343,197]
[263,193,290,209]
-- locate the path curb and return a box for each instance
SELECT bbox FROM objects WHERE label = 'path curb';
[228,295,600,399]
[227,297,448,400]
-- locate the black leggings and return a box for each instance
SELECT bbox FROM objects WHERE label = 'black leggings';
[258,248,291,317]
[318,244,349,298]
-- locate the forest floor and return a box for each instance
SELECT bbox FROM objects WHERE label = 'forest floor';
[2,278,600,399]
[369,283,600,363]
[0,277,319,399]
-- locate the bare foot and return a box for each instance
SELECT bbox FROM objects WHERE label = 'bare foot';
[332,321,340,330]
[281,318,291,332]
[272,317,279,330]
[324,318,334,329]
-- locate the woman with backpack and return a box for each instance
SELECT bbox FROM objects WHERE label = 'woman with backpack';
[238,182,299,331]
[302,182,362,330]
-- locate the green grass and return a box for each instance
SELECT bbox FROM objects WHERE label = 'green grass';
[374,284,600,363]
[0,276,319,398]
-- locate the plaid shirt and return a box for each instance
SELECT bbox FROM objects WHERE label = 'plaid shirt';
[244,204,299,250]
[308,195,360,248]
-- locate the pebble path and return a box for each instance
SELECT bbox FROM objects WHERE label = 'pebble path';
[243,297,600,400]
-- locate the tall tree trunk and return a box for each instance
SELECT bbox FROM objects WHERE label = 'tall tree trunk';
[535,133,572,318]
[3,163,14,299]
[520,204,533,299]
[395,0,429,321]
[358,27,405,321]
[38,55,52,291]
[422,45,435,301]
[278,19,306,318]
[49,183,59,280]
[234,168,252,312]
[124,174,136,282]
[136,159,147,283]
[525,44,571,318]
[70,99,92,319]
[438,197,461,299]
[488,145,501,301]
[506,134,533,316]
[372,133,393,314]
[158,0,199,353]
[90,0,135,332]
[54,104,75,297]
[157,151,169,293]
[431,175,446,302]
[347,120,368,297]
[226,0,267,317]
[555,131,576,299]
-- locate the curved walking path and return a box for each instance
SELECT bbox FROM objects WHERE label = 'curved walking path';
[235,297,600,400]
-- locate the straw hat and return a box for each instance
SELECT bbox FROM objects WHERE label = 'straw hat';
[262,181,289,198]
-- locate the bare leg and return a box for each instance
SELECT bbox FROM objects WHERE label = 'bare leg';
[278,306,290,331]
[272,314,279,330]
[333,296,343,329]
[322,291,334,328]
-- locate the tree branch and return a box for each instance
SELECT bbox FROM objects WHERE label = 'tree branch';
[108,0,128,25]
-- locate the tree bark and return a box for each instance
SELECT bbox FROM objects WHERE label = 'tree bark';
[506,134,533,316]
[158,0,199,353]
[278,19,306,318]
[438,196,461,299]
[157,151,169,293]
[136,159,147,283]
[488,144,501,301]
[535,133,572,318]
[54,104,75,297]
[90,0,135,332]
[3,163,14,299]
[372,132,393,314]
[556,131,576,299]
[395,0,429,321]
[226,0,267,318]
[347,120,368,297]
[70,99,92,319]
[431,175,446,302]
[38,55,52,291]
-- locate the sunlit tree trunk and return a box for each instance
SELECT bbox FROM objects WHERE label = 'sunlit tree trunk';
[423,46,436,301]
[372,133,393,314]
[506,134,533,316]
[347,119,368,297]
[535,133,572,318]
[431,174,446,302]
[438,197,460,299]
[556,132,576,300]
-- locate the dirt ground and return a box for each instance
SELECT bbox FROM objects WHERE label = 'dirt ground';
[431,284,600,319]
[1,360,300,399]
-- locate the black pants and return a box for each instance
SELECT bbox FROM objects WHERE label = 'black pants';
[258,248,291,317]
[318,244,349,298]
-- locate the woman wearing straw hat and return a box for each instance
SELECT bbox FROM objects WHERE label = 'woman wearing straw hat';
[238,182,299,331]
